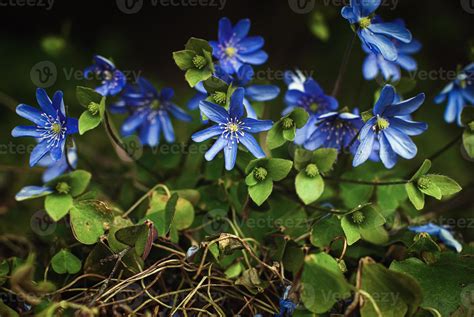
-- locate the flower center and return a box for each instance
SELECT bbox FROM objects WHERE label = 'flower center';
[253,167,268,181]
[221,117,249,143]
[103,70,113,81]
[212,91,227,104]
[56,182,71,194]
[51,123,62,134]
[225,46,237,57]
[352,211,365,224]
[40,112,67,148]
[305,164,319,178]
[376,116,390,131]
[309,102,319,113]
[193,55,207,69]
[88,102,100,115]
[417,176,431,190]
[359,17,372,29]
[282,117,294,129]
[151,99,161,110]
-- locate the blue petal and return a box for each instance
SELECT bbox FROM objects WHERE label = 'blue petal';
[158,111,175,143]
[374,85,396,115]
[15,186,54,201]
[360,29,397,61]
[30,140,51,167]
[16,104,46,126]
[398,39,422,54]
[246,85,280,102]
[409,224,441,235]
[161,88,174,101]
[236,65,254,86]
[304,130,327,151]
[218,17,233,43]
[233,18,251,40]
[168,104,192,122]
[192,125,223,142]
[229,88,245,119]
[205,136,227,161]
[12,126,42,138]
[383,128,417,159]
[285,90,305,106]
[122,111,147,134]
[199,101,229,124]
[237,50,268,65]
[341,6,357,24]
[93,55,115,70]
[295,115,318,145]
[353,128,376,167]
[378,58,401,81]
[368,22,412,43]
[358,0,381,17]
[243,98,258,119]
[243,118,273,132]
[363,54,379,80]
[36,88,56,117]
[52,90,66,118]
[240,134,265,158]
[444,91,463,124]
[224,141,238,170]
[239,36,264,54]
[390,118,427,136]
[379,133,397,169]
[397,55,417,72]
[384,93,425,117]
[188,92,207,110]
[303,79,323,96]
[359,117,376,139]
[439,228,463,253]
[66,118,79,135]
[462,88,474,104]
[50,138,65,162]
[146,119,161,147]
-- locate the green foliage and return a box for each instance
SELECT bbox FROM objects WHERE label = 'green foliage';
[341,205,386,245]
[267,108,309,149]
[51,250,82,274]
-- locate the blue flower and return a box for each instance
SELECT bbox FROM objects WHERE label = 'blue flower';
[84,55,127,96]
[363,38,421,82]
[210,17,268,74]
[12,88,78,167]
[304,111,364,152]
[284,77,339,145]
[188,65,280,119]
[116,77,192,147]
[16,185,54,201]
[38,144,77,182]
[284,70,307,92]
[275,286,297,317]
[434,63,474,126]
[341,0,412,61]
[409,223,463,253]
[191,88,272,170]
[353,85,427,169]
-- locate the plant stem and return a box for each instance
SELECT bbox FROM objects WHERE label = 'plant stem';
[332,32,357,98]
[322,175,408,186]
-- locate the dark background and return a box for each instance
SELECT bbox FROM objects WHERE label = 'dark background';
[0,0,473,238]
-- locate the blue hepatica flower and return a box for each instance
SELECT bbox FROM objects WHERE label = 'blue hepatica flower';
[304,111,364,152]
[434,63,474,126]
[188,65,280,119]
[275,286,296,317]
[38,145,77,182]
[12,88,78,167]
[210,17,268,74]
[84,55,127,96]
[409,223,462,253]
[341,0,412,61]
[363,38,421,82]
[191,88,272,170]
[284,77,339,145]
[284,70,307,92]
[116,77,192,147]
[353,85,427,169]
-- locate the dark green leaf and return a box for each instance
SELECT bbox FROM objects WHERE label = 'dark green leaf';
[44,194,73,221]
[249,177,273,206]
[295,172,324,205]
[312,148,338,173]
[406,183,425,210]
[51,250,81,274]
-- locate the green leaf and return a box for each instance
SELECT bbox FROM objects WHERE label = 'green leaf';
[245,173,258,186]
[360,226,389,245]
[460,106,474,126]
[295,172,324,205]
[0,300,19,317]
[391,254,474,316]
[282,127,296,140]
[147,193,194,236]
[358,206,386,230]
[44,194,73,221]
[462,129,474,159]
[224,262,244,279]
[289,108,310,128]
[172,50,195,70]
[249,178,273,206]
[185,68,212,87]
[266,123,286,149]
[309,12,330,41]
[360,262,422,317]
[67,170,92,197]
[411,159,432,181]
[427,175,462,196]
[341,216,361,245]
[184,37,213,54]
[282,241,304,273]
[203,76,228,94]
[294,148,313,171]
[0,260,9,286]
[406,182,425,210]
[310,215,344,248]
[78,110,102,135]
[115,222,155,259]
[341,206,385,245]
[51,250,82,274]
[301,253,351,314]
[267,158,293,181]
[76,86,102,107]
[418,181,442,200]
[377,184,407,216]
[312,148,338,173]
[70,201,110,245]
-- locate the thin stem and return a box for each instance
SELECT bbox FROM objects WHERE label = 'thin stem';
[122,183,170,218]
[322,175,408,186]
[332,32,357,98]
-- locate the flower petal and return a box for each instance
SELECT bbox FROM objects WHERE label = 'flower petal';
[121,111,147,134]
[237,50,268,65]
[243,98,257,119]
[353,128,376,167]
[390,117,427,136]
[36,88,55,117]
[223,141,238,170]
[11,126,42,138]
[16,104,46,126]
[192,125,223,142]
[239,36,264,54]
[384,93,425,117]
[218,17,233,43]
[359,0,381,17]
[52,90,66,117]
[188,92,207,110]
[229,88,245,119]
[397,54,417,72]
[243,118,273,133]
[15,186,54,201]
[383,128,417,159]
[368,22,412,43]
[240,134,265,158]
[66,118,79,135]
[233,18,251,40]
[168,104,192,122]
[145,119,161,147]
[360,29,397,61]
[30,140,51,167]
[362,54,379,80]
[379,133,397,169]
[374,85,396,115]
[199,101,229,124]
[246,85,280,102]
[158,111,175,143]
[205,136,227,161]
